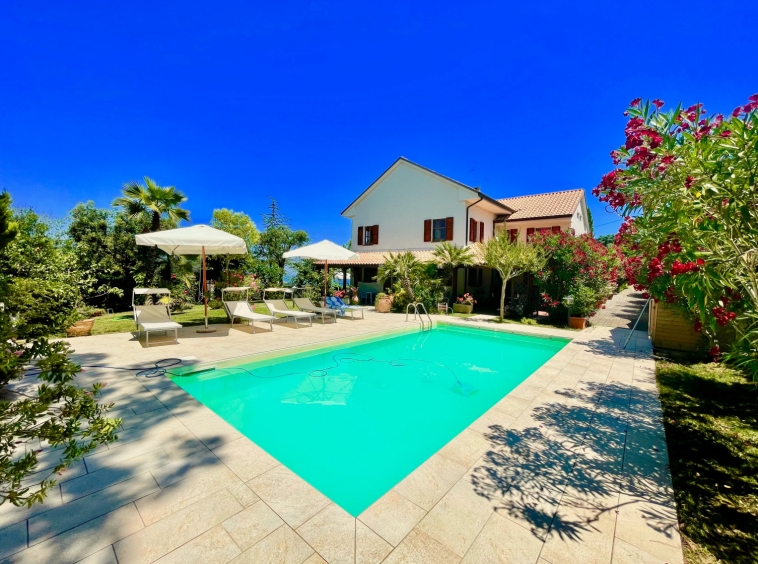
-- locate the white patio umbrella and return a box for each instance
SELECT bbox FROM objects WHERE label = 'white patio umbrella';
[283,240,358,306]
[135,225,247,332]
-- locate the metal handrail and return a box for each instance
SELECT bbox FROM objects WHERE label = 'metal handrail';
[416,303,432,331]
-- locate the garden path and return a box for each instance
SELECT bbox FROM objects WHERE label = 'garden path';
[590,288,650,331]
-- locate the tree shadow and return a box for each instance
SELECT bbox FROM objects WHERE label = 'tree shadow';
[469,379,676,543]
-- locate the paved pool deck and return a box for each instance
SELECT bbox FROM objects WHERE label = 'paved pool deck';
[1,311,683,564]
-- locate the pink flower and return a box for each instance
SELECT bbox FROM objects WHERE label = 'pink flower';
[652,99,664,109]
[719,130,731,137]
[630,98,641,107]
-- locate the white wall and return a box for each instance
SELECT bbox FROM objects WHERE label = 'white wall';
[496,218,573,243]
[570,195,589,235]
[344,160,495,251]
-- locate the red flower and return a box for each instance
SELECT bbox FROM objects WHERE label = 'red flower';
[685,176,695,189]
[630,98,641,107]
[750,94,758,102]
[732,107,743,118]
[719,130,732,137]
[709,345,720,357]
[652,99,664,109]
[693,319,702,332]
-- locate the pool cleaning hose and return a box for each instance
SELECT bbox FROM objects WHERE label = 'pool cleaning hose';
[73,354,478,397]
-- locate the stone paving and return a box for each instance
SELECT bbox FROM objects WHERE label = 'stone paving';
[591,288,650,331]
[1,311,683,564]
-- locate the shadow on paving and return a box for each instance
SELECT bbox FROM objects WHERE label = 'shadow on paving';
[469,380,677,545]
[2,351,229,562]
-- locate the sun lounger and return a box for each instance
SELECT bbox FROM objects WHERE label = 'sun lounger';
[264,299,316,328]
[133,304,182,347]
[326,296,367,319]
[224,300,276,333]
[293,297,339,324]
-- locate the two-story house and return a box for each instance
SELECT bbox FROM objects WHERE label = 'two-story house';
[325,157,590,308]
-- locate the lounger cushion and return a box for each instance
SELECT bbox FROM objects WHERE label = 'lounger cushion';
[264,300,315,317]
[139,321,182,331]
[226,301,276,322]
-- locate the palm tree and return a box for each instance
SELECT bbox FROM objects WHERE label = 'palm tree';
[432,241,474,299]
[376,252,423,300]
[112,177,190,232]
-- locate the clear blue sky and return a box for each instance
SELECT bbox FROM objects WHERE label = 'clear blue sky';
[2,1,755,239]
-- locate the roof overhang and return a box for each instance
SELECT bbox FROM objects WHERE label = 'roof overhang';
[503,214,574,222]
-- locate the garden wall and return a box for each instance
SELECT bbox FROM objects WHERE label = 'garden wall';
[648,301,705,353]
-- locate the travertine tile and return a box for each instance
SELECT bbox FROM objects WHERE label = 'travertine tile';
[0,488,63,530]
[613,493,684,564]
[149,448,220,489]
[382,528,461,564]
[460,512,543,564]
[114,489,243,564]
[213,438,279,481]
[230,525,314,564]
[136,463,238,525]
[356,520,392,564]
[184,415,243,449]
[297,503,355,564]
[74,546,118,564]
[416,480,493,557]
[610,537,665,564]
[303,554,328,564]
[491,395,534,419]
[222,501,284,551]
[468,410,516,435]
[394,454,468,511]
[248,466,329,528]
[227,481,260,507]
[358,490,426,547]
[540,494,619,564]
[153,524,241,564]
[29,472,159,545]
[438,429,490,468]
[8,504,143,564]
[0,519,27,559]
[61,449,171,502]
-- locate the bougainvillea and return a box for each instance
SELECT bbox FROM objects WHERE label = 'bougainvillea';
[531,230,622,319]
[595,95,758,374]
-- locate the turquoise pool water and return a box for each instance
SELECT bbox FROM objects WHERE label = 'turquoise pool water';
[172,325,568,516]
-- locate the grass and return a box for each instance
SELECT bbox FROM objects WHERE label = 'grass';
[91,303,272,335]
[657,360,758,564]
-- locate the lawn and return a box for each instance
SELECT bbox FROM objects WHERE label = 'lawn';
[657,360,758,564]
[91,303,271,335]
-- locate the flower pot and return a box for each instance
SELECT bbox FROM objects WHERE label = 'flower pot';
[375,296,391,313]
[351,296,360,305]
[569,316,588,330]
[453,304,473,314]
[66,318,95,337]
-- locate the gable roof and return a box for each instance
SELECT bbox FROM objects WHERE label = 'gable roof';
[497,189,584,221]
[341,157,514,216]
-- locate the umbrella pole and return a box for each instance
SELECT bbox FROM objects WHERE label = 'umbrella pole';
[197,245,217,333]
[324,260,328,308]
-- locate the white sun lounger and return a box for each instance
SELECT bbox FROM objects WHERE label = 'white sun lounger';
[224,301,276,333]
[293,298,338,324]
[133,304,182,347]
[264,299,316,328]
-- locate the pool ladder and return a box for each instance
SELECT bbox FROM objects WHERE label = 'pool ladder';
[406,302,433,331]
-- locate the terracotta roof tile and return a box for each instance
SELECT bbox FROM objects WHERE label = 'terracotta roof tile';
[498,189,584,221]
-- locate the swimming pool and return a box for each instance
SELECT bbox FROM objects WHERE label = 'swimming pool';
[172,324,568,516]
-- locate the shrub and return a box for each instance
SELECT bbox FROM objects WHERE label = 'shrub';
[520,317,538,326]
[208,299,224,310]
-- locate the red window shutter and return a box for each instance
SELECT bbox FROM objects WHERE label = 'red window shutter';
[372,225,379,245]
[538,227,550,235]
[423,219,432,242]
[469,218,476,242]
[552,226,561,233]
[526,227,535,241]
[445,217,454,241]
[357,226,364,246]
[479,222,484,242]
[508,229,518,242]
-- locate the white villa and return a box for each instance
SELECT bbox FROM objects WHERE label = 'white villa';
[325,157,590,310]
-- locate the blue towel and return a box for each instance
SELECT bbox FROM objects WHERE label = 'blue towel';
[326,296,348,315]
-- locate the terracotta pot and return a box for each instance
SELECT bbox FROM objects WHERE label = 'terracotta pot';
[351,296,360,305]
[375,296,391,313]
[569,316,588,330]
[453,304,473,314]
[66,318,95,337]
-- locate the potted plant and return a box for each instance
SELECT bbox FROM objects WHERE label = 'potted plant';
[567,286,597,330]
[453,293,476,314]
[375,292,391,313]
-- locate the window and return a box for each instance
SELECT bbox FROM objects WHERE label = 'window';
[432,219,446,242]
[552,226,561,233]
[468,268,483,287]
[424,217,453,242]
[508,229,519,242]
[526,227,535,241]
[358,225,378,246]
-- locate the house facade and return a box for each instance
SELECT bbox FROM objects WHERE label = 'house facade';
[327,157,591,308]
